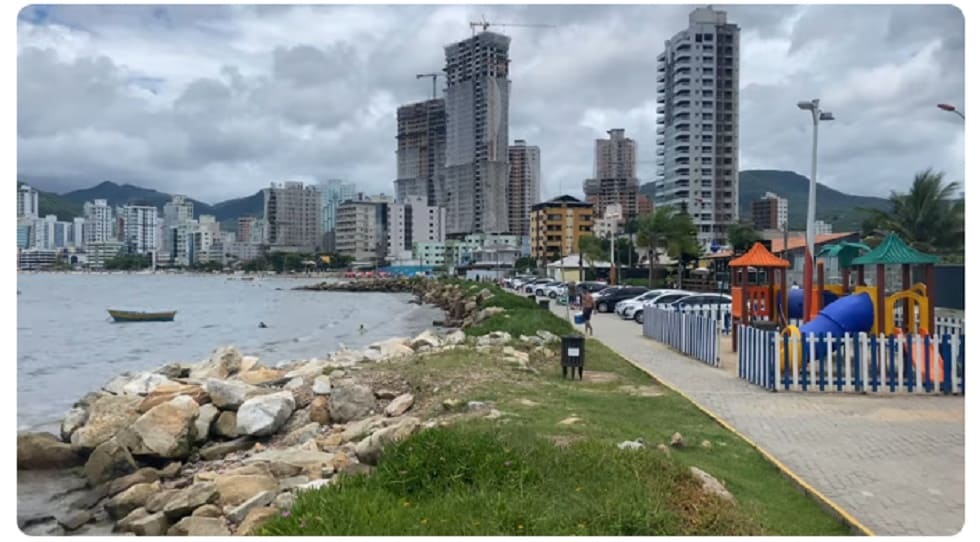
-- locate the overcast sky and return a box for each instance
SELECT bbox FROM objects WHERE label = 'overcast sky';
[17,3,965,204]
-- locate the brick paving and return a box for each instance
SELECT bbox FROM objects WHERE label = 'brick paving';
[551,303,964,535]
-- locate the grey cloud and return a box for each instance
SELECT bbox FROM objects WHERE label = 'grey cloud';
[16,4,964,205]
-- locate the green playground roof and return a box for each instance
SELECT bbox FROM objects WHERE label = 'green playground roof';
[817,241,872,268]
[850,233,940,266]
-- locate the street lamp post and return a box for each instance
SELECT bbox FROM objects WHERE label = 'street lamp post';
[937,103,965,119]
[797,99,834,321]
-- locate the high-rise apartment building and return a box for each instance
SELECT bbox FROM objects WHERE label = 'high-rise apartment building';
[507,140,541,237]
[17,185,39,219]
[162,195,194,262]
[443,31,511,235]
[750,191,788,231]
[319,179,356,234]
[264,181,323,251]
[83,199,115,245]
[386,196,447,263]
[657,6,740,248]
[122,204,159,254]
[395,99,446,206]
[583,129,641,222]
[529,195,594,264]
[237,216,256,244]
[336,198,388,265]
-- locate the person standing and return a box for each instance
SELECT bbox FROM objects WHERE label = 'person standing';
[580,288,595,336]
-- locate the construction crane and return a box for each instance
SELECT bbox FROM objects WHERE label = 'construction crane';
[415,73,445,100]
[468,15,555,36]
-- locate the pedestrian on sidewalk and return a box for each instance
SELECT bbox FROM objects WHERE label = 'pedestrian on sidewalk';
[580,288,594,336]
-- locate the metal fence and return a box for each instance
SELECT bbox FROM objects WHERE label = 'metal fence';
[737,325,965,395]
[643,307,719,367]
[645,303,733,334]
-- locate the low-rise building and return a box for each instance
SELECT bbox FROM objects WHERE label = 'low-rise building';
[530,195,594,265]
[336,199,387,266]
[85,241,126,269]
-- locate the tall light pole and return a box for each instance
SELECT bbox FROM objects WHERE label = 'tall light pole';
[937,103,965,120]
[797,99,834,321]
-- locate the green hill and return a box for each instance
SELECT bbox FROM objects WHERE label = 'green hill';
[60,181,216,217]
[640,170,892,231]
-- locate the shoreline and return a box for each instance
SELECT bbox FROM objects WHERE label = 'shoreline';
[17,279,493,536]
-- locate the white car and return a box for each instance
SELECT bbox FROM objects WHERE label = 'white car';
[542,282,570,299]
[616,289,690,320]
[633,291,697,324]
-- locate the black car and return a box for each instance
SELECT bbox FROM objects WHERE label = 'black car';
[577,281,609,293]
[593,286,649,313]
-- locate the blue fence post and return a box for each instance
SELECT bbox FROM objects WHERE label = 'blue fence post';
[905,334,915,393]
[870,336,879,393]
[818,335,827,392]
[924,335,933,393]
[835,336,844,392]
[941,334,952,395]
[888,335,897,393]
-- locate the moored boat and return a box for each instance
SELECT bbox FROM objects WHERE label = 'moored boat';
[107,309,177,322]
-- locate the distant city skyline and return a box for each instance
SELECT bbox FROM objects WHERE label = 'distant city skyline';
[17,4,964,202]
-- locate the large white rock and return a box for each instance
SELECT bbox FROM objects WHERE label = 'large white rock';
[368,337,414,360]
[236,392,296,437]
[60,406,89,443]
[312,376,332,395]
[689,466,734,502]
[444,329,466,345]
[70,395,143,451]
[204,378,260,409]
[245,446,337,473]
[384,394,414,417]
[194,404,219,443]
[476,331,512,347]
[103,373,135,395]
[409,330,442,350]
[189,346,243,380]
[354,416,421,465]
[117,396,200,459]
[121,373,176,396]
[329,383,376,423]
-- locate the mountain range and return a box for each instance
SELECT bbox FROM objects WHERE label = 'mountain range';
[23,169,893,233]
[639,169,893,232]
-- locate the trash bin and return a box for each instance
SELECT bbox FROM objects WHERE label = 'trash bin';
[560,335,586,379]
[538,299,550,310]
[527,294,536,302]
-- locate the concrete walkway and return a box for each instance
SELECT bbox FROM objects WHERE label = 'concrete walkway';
[552,303,964,535]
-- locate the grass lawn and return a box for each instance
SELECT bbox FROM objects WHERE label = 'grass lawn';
[260,284,851,536]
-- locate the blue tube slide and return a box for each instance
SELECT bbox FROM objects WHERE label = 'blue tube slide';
[776,289,840,320]
[799,292,875,337]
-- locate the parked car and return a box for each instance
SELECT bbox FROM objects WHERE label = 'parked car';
[577,281,609,293]
[509,276,535,289]
[593,286,649,313]
[616,289,689,320]
[523,278,553,293]
[543,282,574,299]
[633,291,697,324]
[534,280,563,296]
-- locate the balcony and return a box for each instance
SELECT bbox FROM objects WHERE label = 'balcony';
[656,145,665,153]
[657,117,665,125]
[657,104,665,114]
[673,134,690,142]
[656,157,665,166]
[673,99,691,109]
[676,54,691,64]
[675,123,690,131]
[656,126,665,135]
[657,73,665,83]
[673,112,691,121]
[657,83,665,92]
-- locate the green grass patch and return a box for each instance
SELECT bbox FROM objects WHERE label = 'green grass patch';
[260,424,760,536]
[259,279,851,536]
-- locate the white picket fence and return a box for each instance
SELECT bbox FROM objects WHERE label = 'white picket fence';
[642,307,719,367]
[737,325,965,395]
[645,303,733,334]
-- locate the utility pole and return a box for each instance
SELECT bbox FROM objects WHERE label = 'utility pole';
[797,99,834,321]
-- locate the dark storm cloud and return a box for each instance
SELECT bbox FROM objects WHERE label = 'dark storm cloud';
[17,4,964,203]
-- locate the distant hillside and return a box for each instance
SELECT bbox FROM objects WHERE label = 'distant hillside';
[640,170,892,231]
[211,191,264,223]
[18,180,266,225]
[60,181,216,217]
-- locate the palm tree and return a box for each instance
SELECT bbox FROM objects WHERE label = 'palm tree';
[577,234,606,280]
[635,207,700,288]
[862,169,964,254]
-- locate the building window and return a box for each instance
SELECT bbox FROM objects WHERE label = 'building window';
[704,34,713,41]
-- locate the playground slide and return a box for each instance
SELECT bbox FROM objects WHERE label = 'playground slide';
[777,289,840,320]
[798,292,875,337]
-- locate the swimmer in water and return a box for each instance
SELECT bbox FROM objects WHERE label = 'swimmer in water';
[259,321,268,328]
[359,324,366,333]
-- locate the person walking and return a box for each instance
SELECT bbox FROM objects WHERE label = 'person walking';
[580,288,595,336]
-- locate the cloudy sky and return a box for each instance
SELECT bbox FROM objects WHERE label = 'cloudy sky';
[16,3,965,204]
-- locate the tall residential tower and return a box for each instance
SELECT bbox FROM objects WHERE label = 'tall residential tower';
[394,99,447,205]
[507,139,540,237]
[443,31,511,235]
[657,6,740,248]
[583,129,641,222]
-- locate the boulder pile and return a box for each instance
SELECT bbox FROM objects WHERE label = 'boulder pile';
[17,279,524,536]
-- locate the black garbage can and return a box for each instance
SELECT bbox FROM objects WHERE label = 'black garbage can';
[560,335,586,379]
[538,299,550,310]
[527,294,536,302]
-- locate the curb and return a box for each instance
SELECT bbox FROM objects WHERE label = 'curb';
[551,304,875,536]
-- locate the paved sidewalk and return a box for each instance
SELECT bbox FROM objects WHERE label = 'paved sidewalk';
[553,304,964,535]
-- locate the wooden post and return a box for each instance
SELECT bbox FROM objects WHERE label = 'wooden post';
[876,264,886,335]
[926,265,936,335]
[857,265,865,287]
[817,261,825,312]
[767,268,775,323]
[901,263,911,332]
[842,266,851,294]
[781,267,789,325]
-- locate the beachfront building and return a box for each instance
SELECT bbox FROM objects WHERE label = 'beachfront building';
[529,195,594,265]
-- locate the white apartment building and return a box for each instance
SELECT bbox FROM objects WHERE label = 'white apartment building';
[507,140,541,236]
[319,179,356,234]
[71,217,85,249]
[122,205,159,254]
[386,196,447,263]
[264,181,323,251]
[657,6,740,249]
[336,199,387,265]
[162,195,195,262]
[83,199,115,245]
[17,185,39,219]
[814,220,833,235]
